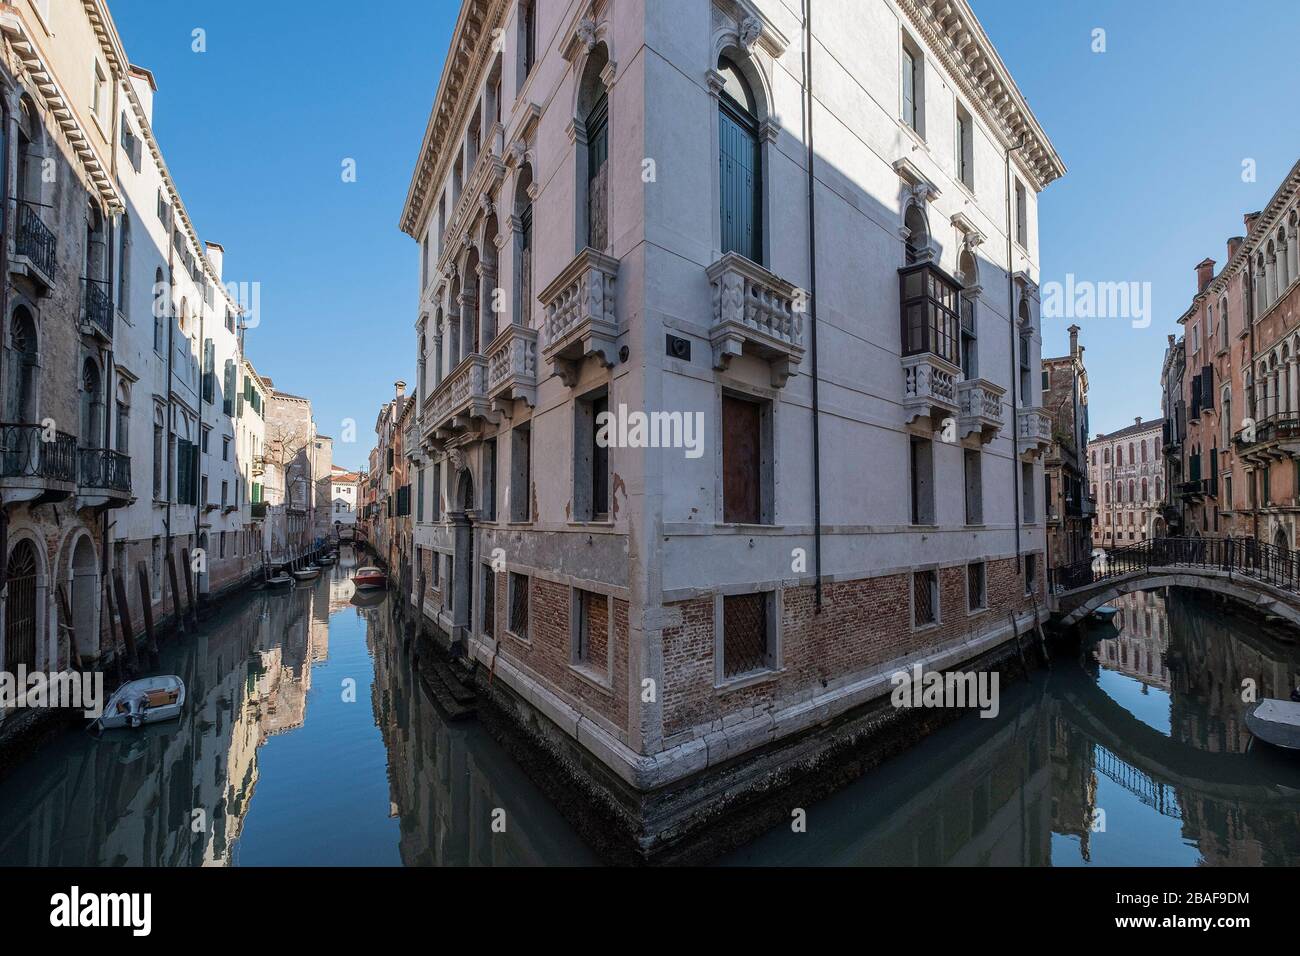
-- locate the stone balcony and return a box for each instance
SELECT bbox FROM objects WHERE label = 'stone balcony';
[76,447,131,509]
[902,352,960,425]
[486,323,539,416]
[956,378,1005,443]
[428,354,492,439]
[541,247,620,387]
[706,252,804,388]
[1017,407,1053,459]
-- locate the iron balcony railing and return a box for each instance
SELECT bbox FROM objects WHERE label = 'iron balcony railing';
[251,500,268,518]
[80,277,114,339]
[1233,412,1300,450]
[78,447,131,493]
[15,201,56,279]
[1052,535,1300,595]
[0,423,77,483]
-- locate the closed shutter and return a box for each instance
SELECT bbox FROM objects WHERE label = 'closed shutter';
[719,100,760,262]
[722,395,761,523]
[586,93,608,251]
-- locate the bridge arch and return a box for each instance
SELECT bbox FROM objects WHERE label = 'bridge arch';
[1058,568,1300,628]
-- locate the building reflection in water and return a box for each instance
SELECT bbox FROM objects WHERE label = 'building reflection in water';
[0,551,596,866]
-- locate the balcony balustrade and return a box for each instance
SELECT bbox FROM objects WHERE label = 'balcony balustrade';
[705,251,804,388]
[540,247,620,387]
[13,201,56,288]
[1233,412,1300,465]
[80,277,114,340]
[0,423,77,503]
[1016,406,1053,459]
[956,378,1005,443]
[76,446,131,508]
[902,353,960,425]
[429,354,491,437]
[486,323,539,415]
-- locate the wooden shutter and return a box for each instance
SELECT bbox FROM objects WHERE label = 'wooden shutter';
[723,395,761,523]
[719,101,760,262]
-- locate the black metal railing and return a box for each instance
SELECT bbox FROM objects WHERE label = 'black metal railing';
[80,277,113,338]
[0,423,76,482]
[15,201,56,279]
[1053,535,1300,596]
[251,500,268,518]
[1233,412,1300,449]
[78,446,131,493]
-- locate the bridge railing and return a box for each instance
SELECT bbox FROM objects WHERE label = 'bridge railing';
[1052,536,1300,596]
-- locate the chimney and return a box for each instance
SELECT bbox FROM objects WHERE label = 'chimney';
[204,241,224,281]
[1195,258,1216,293]
[128,64,156,126]
[1245,211,1261,233]
[394,380,406,399]
[1067,323,1080,359]
[1135,416,1142,427]
[1228,236,1244,261]
[1167,333,1175,348]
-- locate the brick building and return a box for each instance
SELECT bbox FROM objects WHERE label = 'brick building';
[1089,417,1165,548]
[1041,324,1092,570]
[1164,159,1300,547]
[394,0,1063,845]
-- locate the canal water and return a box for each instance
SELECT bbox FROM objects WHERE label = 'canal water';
[1,554,1298,866]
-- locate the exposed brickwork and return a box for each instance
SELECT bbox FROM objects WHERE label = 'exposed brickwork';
[661,556,1037,740]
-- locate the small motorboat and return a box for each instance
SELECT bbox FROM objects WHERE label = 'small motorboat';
[291,565,320,581]
[1246,699,1300,751]
[1092,605,1119,622]
[265,572,294,590]
[318,553,336,566]
[350,588,389,608]
[98,676,185,730]
[353,566,387,590]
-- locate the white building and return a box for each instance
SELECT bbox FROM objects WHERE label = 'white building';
[330,465,359,531]
[401,0,1063,851]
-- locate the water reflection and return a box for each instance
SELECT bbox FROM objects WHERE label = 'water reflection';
[722,588,1300,866]
[0,547,596,866]
[1,578,1297,866]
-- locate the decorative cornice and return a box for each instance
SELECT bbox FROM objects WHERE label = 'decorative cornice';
[897,0,1065,191]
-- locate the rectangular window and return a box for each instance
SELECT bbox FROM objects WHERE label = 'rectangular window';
[901,45,918,133]
[432,462,442,521]
[221,436,230,461]
[522,0,537,79]
[913,569,938,627]
[722,592,772,678]
[963,448,982,524]
[509,572,529,638]
[900,263,961,366]
[1021,461,1035,521]
[572,588,605,668]
[967,562,986,612]
[956,105,973,189]
[481,563,496,638]
[510,423,531,521]
[221,480,228,508]
[1024,553,1039,595]
[416,465,425,522]
[431,550,440,588]
[910,436,935,524]
[1015,179,1027,247]
[574,390,610,521]
[718,89,762,263]
[722,394,769,524]
[92,61,106,116]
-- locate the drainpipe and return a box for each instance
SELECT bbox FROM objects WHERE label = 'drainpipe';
[0,100,13,588]
[101,77,121,611]
[1005,134,1027,582]
[1248,259,1258,542]
[803,0,823,611]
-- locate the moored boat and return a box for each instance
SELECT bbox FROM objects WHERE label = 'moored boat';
[266,572,294,590]
[291,566,320,581]
[98,676,186,730]
[353,566,387,590]
[1246,699,1300,751]
[1092,605,1119,622]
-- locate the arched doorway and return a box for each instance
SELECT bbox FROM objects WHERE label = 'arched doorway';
[4,539,39,670]
[451,468,476,650]
[70,534,98,663]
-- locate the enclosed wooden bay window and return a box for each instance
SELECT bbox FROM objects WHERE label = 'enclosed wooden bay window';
[899,261,961,367]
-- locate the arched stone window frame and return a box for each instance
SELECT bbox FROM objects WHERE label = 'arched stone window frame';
[957,244,981,379]
[708,31,777,267]
[5,300,40,423]
[80,354,104,446]
[568,29,614,256]
[1,529,50,673]
[510,160,536,330]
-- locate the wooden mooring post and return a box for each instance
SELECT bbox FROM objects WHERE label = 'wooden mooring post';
[103,578,123,683]
[181,547,197,623]
[136,561,158,657]
[111,567,138,671]
[167,549,185,635]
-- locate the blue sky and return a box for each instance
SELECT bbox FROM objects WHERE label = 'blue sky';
[108,0,1300,468]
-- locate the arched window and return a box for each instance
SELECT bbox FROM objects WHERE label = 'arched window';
[85,202,108,284]
[1017,298,1032,404]
[1116,445,1123,467]
[81,358,103,445]
[1222,386,1232,448]
[514,163,534,329]
[117,214,130,311]
[4,539,38,670]
[1141,477,1148,501]
[153,267,166,353]
[717,55,761,264]
[115,380,130,454]
[152,404,165,499]
[1127,479,1135,502]
[576,45,610,253]
[5,306,38,423]
[957,248,978,379]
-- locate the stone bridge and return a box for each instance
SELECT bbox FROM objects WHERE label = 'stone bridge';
[1051,537,1300,628]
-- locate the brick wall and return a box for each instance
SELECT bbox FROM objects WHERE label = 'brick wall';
[661,555,1037,741]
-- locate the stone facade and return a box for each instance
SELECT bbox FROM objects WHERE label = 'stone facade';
[389,0,1062,800]
[1089,417,1165,548]
[1041,324,1092,571]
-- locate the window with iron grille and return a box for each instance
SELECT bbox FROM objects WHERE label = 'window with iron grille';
[963,448,982,524]
[481,563,495,638]
[1024,553,1038,595]
[510,424,530,521]
[509,572,529,638]
[722,592,771,678]
[431,549,440,588]
[573,588,602,666]
[913,569,938,627]
[967,562,986,612]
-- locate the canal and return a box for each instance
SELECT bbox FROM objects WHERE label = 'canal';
[1,553,1298,866]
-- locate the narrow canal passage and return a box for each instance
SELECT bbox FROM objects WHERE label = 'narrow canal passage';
[1,557,1298,866]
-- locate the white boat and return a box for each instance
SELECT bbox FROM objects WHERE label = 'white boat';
[98,676,185,730]
[1246,699,1300,751]
[291,566,320,581]
[265,572,294,590]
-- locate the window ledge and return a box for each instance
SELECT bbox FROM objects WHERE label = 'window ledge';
[567,520,616,531]
[569,662,614,695]
[504,629,531,647]
[966,605,989,618]
[713,522,783,532]
[505,519,535,528]
[715,666,781,695]
[911,621,940,635]
[952,177,976,203]
[897,118,928,152]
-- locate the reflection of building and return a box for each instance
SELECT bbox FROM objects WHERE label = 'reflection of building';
[331,465,360,532]
[1094,590,1170,689]
[1089,417,1164,547]
[1042,325,1093,570]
